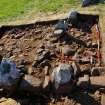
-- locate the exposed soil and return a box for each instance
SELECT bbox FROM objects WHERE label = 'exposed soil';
[0,14,104,105]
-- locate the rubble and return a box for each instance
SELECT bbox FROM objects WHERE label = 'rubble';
[0,11,103,105]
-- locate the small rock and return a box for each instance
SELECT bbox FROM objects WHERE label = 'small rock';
[94,90,101,101]
[62,45,76,56]
[54,29,64,36]
[68,11,78,26]
[55,20,68,31]
[0,98,20,105]
[82,0,91,7]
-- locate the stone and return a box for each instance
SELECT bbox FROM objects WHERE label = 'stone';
[82,0,91,7]
[55,20,68,31]
[62,45,76,56]
[0,59,21,91]
[90,76,105,88]
[51,63,74,94]
[20,75,42,93]
[0,98,20,105]
[94,90,101,99]
[68,11,78,26]
[54,29,64,36]
[82,0,101,7]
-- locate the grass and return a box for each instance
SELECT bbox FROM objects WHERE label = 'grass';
[0,0,81,23]
[0,0,105,24]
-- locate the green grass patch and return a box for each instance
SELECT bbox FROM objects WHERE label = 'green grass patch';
[0,0,82,22]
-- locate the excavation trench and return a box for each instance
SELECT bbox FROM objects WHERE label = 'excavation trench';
[0,14,104,105]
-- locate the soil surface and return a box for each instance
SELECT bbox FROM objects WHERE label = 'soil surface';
[0,14,104,105]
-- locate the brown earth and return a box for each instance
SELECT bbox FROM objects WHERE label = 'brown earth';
[0,13,105,105]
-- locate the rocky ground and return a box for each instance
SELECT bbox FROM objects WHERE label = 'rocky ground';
[0,14,104,105]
